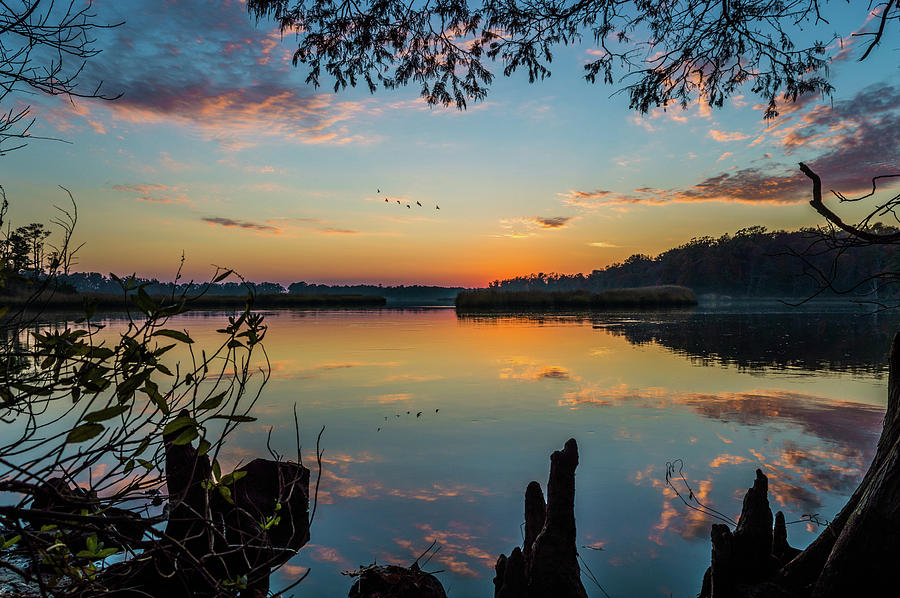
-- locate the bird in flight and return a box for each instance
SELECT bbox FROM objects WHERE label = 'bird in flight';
[384,198,389,202]
[416,201,422,207]
[436,205,440,210]
[377,188,381,193]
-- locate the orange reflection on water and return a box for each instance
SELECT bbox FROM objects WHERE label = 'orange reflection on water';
[80,309,891,597]
[394,522,496,578]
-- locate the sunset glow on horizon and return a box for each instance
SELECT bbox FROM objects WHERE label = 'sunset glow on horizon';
[2,0,897,287]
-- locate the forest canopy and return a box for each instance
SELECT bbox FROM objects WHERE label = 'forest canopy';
[490,226,900,300]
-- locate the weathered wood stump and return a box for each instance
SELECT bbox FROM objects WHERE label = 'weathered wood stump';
[700,331,900,597]
[493,438,588,598]
[347,563,447,598]
[85,411,311,597]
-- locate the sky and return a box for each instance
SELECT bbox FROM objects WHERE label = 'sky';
[1,0,898,287]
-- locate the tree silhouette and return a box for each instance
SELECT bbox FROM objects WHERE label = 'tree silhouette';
[0,192,314,597]
[0,1,120,154]
[248,0,896,116]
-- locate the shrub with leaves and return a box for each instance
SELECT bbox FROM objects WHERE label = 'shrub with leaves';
[0,189,306,596]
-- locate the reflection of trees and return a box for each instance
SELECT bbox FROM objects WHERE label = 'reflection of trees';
[457,311,900,376]
[603,312,900,376]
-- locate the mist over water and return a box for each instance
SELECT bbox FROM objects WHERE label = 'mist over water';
[102,306,896,596]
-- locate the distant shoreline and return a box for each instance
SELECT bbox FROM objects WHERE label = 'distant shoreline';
[0,291,387,313]
[455,285,698,310]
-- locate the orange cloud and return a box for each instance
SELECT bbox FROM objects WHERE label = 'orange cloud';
[394,522,496,578]
[499,358,573,382]
[708,129,751,142]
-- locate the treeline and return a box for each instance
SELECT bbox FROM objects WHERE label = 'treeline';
[491,226,900,298]
[3,272,463,304]
[287,282,464,303]
[49,273,287,296]
[0,216,462,303]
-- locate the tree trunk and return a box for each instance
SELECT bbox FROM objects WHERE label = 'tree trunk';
[701,331,900,597]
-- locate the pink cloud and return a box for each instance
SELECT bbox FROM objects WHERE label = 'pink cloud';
[497,215,576,237]
[113,183,190,203]
[563,83,900,207]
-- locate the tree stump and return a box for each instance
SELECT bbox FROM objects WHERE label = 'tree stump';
[493,438,588,598]
[700,331,900,597]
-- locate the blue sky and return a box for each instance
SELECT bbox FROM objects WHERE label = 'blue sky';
[1,0,897,286]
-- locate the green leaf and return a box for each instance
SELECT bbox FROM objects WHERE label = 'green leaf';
[137,459,154,470]
[67,423,104,443]
[1,535,21,549]
[132,287,157,315]
[219,470,247,486]
[172,427,199,446]
[86,535,98,553]
[213,269,233,283]
[117,371,151,401]
[96,547,118,559]
[197,438,211,456]
[197,392,227,411]
[142,380,169,415]
[218,485,233,504]
[152,329,194,344]
[85,346,115,360]
[209,415,256,423]
[212,459,221,481]
[0,305,9,319]
[84,405,129,423]
[153,344,176,357]
[11,382,53,397]
[134,437,150,456]
[162,415,196,437]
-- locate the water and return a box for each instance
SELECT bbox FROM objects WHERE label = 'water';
[95,306,900,596]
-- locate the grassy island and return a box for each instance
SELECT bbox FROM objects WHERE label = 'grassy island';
[455,285,698,310]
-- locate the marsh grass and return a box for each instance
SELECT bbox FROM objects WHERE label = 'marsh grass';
[455,285,697,310]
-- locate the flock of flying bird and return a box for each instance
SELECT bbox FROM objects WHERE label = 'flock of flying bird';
[377,189,439,210]
[376,408,439,432]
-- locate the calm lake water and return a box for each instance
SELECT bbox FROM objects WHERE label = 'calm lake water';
[100,306,900,596]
